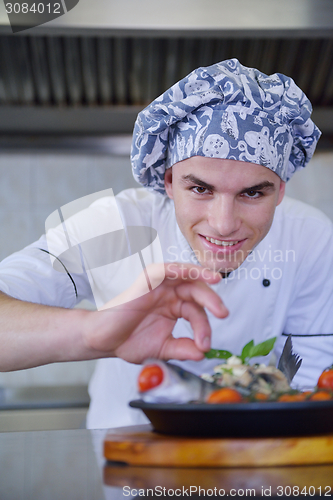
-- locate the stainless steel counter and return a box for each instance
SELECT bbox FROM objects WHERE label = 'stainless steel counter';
[0,385,89,411]
[0,429,106,500]
[0,427,332,500]
[0,385,90,432]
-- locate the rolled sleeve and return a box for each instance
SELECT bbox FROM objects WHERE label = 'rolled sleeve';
[0,235,94,308]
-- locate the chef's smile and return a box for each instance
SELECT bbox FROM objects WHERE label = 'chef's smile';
[204,238,240,247]
[164,156,285,274]
[201,235,244,251]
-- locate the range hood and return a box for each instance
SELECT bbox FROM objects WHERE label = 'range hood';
[0,0,332,138]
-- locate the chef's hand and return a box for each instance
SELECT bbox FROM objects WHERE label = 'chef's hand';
[0,263,228,371]
[83,263,228,363]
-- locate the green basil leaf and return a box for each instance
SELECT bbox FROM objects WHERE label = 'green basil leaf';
[205,337,276,362]
[204,349,232,360]
[240,340,254,363]
[247,337,277,359]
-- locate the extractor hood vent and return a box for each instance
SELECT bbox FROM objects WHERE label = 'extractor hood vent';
[1,35,333,108]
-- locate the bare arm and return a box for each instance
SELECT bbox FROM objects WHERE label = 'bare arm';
[0,263,228,371]
[0,291,104,371]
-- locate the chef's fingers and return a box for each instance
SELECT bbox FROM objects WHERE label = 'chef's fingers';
[179,300,212,352]
[160,336,208,361]
[175,279,229,319]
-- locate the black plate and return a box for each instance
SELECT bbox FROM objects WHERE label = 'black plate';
[130,399,333,437]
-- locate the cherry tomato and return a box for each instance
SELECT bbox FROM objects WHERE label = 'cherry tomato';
[277,392,310,402]
[138,364,164,392]
[252,392,269,401]
[317,367,333,391]
[207,388,243,404]
[309,390,332,401]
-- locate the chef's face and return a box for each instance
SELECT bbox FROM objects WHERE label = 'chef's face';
[164,156,285,274]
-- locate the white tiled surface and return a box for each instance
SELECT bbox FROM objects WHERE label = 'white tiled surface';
[0,152,139,261]
[286,151,333,222]
[0,149,332,387]
[30,156,90,209]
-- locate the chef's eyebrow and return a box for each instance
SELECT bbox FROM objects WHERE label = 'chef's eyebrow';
[181,175,276,193]
[239,181,276,193]
[181,174,215,191]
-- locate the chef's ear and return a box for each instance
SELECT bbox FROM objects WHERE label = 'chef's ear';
[164,167,174,199]
[277,180,286,206]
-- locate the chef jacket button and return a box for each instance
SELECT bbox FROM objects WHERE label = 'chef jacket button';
[262,279,270,287]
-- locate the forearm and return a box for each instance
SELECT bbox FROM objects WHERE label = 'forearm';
[0,292,103,371]
[0,263,227,370]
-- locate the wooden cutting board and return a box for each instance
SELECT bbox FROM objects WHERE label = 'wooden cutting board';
[104,424,333,467]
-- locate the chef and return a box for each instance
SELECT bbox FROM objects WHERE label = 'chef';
[0,59,332,429]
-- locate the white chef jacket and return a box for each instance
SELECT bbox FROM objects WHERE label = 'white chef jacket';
[0,188,333,429]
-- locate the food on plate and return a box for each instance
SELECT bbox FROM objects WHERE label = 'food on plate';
[317,366,333,390]
[251,392,270,401]
[308,390,332,401]
[138,364,164,392]
[206,387,243,404]
[138,360,218,404]
[277,391,312,402]
[137,337,333,404]
[201,355,291,396]
[204,337,277,364]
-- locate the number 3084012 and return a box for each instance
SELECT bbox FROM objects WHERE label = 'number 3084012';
[276,486,331,496]
[5,3,61,14]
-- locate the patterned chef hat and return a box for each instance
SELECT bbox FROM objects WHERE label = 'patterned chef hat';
[131,58,321,194]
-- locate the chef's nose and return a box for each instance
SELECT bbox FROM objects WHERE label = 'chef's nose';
[207,196,241,236]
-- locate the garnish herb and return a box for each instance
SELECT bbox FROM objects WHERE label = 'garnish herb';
[204,349,232,360]
[205,337,277,364]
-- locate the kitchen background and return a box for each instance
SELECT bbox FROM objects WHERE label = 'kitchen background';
[0,0,332,429]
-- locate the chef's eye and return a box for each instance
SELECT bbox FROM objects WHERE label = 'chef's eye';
[244,189,262,199]
[192,186,209,195]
